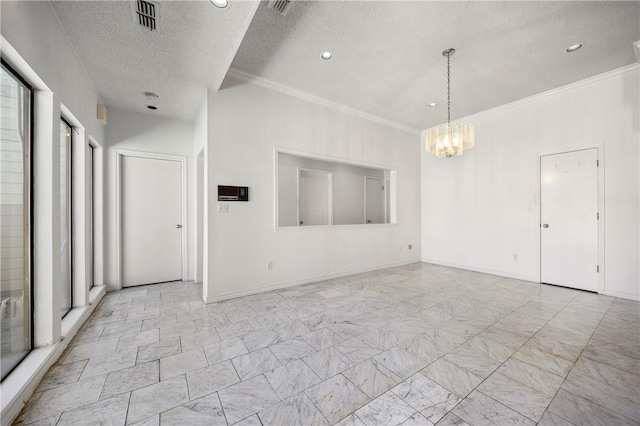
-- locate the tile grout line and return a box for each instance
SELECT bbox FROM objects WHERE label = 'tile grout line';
[420,286,575,424]
[541,298,639,425]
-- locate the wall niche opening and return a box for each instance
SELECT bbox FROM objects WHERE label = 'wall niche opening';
[276,150,397,228]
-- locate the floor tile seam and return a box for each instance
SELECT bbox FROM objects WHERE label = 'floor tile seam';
[387,373,458,421]
[535,299,614,424]
[226,352,244,386]
[577,348,640,378]
[293,386,331,426]
[298,355,331,384]
[482,312,570,382]
[584,351,640,382]
[336,371,376,423]
[213,391,231,426]
[566,368,640,408]
[443,313,556,420]
[120,390,134,426]
[31,376,113,425]
[268,364,322,400]
[539,409,579,426]
[554,386,639,425]
[24,411,62,426]
[473,388,541,423]
[135,381,190,425]
[588,334,640,357]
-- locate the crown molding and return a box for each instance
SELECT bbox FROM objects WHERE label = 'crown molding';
[227,63,638,136]
[460,63,639,122]
[226,68,420,135]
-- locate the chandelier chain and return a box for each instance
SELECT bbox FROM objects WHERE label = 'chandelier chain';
[447,51,451,125]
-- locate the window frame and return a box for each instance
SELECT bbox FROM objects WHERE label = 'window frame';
[59,117,73,318]
[0,59,34,382]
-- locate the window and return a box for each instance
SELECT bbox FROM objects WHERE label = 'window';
[88,144,95,289]
[0,63,32,380]
[60,119,72,316]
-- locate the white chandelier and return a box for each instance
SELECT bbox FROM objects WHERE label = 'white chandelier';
[422,48,475,158]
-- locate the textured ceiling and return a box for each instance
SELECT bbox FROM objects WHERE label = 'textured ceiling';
[231,1,640,130]
[51,0,259,121]
[50,1,639,127]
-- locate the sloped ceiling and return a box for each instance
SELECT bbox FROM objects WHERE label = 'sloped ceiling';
[231,1,640,130]
[50,0,260,121]
[50,1,639,128]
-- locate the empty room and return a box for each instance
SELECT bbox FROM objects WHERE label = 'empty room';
[1,1,639,425]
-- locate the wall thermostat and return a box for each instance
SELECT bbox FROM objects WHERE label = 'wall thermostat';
[218,185,249,201]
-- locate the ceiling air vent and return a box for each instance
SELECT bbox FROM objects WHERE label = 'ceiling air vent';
[132,0,160,31]
[266,0,292,16]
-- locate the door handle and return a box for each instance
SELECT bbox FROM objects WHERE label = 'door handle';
[542,224,549,228]
[176,224,182,229]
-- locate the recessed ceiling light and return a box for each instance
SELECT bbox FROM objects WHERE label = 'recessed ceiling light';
[321,51,333,60]
[428,103,438,107]
[210,0,228,8]
[565,43,585,53]
[144,92,159,99]
[146,105,158,110]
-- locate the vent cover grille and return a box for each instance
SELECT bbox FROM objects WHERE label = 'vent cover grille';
[135,0,158,31]
[266,0,292,15]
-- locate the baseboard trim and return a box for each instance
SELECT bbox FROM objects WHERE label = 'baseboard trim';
[603,290,640,302]
[204,259,422,304]
[1,287,106,426]
[421,258,539,283]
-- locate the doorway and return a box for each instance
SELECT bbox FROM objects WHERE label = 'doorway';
[365,176,385,224]
[297,168,333,226]
[118,151,186,287]
[196,150,204,284]
[540,148,598,292]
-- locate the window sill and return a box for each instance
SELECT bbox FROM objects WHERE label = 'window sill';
[1,286,106,425]
[274,223,398,232]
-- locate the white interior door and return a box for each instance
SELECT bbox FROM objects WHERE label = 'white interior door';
[122,156,182,287]
[298,169,332,226]
[365,176,385,224]
[540,148,598,292]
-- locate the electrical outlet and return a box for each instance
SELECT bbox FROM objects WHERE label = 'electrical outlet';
[513,254,518,261]
[266,261,273,270]
[218,203,229,213]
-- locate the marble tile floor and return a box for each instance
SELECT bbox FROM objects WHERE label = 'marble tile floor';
[13,263,640,426]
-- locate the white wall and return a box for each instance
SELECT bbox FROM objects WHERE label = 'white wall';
[104,107,196,290]
[277,153,386,227]
[421,65,640,301]
[204,78,422,302]
[194,94,207,285]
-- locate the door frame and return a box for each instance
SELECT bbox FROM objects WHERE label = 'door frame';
[114,149,188,290]
[363,176,386,224]
[538,146,604,294]
[296,167,333,226]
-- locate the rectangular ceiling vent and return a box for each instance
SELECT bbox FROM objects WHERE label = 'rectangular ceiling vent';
[266,0,292,16]
[132,0,160,31]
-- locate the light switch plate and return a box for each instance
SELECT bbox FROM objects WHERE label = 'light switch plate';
[218,203,229,213]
